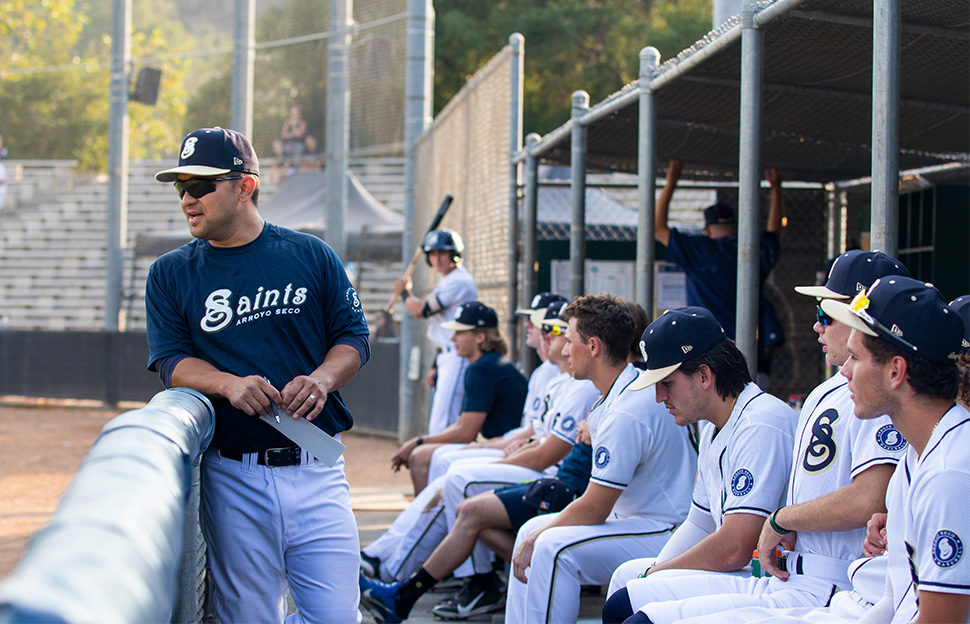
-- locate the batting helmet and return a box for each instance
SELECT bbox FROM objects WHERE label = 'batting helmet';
[423,229,464,266]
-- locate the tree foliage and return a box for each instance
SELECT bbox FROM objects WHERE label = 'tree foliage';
[433,0,712,135]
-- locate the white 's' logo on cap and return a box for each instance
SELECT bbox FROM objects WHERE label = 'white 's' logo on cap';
[681,345,693,354]
[531,294,541,307]
[639,340,648,362]
[181,137,198,159]
[890,324,903,337]
[233,157,243,165]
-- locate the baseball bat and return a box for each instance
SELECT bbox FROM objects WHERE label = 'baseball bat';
[384,194,455,313]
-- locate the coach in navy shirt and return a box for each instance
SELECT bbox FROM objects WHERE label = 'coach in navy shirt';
[655,159,786,378]
[146,127,368,623]
[391,301,528,492]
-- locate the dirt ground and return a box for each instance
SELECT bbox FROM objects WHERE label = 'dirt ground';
[0,401,411,578]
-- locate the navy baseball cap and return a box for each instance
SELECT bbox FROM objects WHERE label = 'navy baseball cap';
[703,202,735,226]
[822,277,964,363]
[155,127,259,182]
[796,250,909,300]
[516,292,567,318]
[441,301,498,331]
[949,296,970,353]
[630,307,726,390]
[539,300,569,333]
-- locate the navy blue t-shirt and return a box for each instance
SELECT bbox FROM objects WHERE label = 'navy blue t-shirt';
[666,229,783,345]
[145,223,370,454]
[461,351,528,439]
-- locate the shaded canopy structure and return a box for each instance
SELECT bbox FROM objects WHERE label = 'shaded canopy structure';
[530,0,969,183]
[135,169,403,258]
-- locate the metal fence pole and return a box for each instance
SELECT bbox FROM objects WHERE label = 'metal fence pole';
[871,0,900,256]
[507,33,524,362]
[400,0,434,440]
[570,91,589,299]
[231,0,254,137]
[105,0,130,335]
[637,47,660,314]
[326,0,353,261]
[736,0,763,377]
[521,133,540,373]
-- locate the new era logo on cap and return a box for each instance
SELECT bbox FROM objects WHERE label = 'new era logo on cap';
[630,307,726,391]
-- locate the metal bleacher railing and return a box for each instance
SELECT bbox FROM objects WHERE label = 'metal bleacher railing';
[0,388,215,624]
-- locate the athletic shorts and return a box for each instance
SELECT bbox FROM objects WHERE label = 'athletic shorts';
[494,478,578,531]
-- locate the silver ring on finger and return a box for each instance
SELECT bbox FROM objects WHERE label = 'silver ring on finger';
[309,394,317,401]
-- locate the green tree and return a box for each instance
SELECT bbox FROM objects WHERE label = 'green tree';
[433,0,712,135]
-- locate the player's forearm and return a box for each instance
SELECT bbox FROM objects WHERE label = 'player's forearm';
[423,413,486,445]
[498,437,571,471]
[404,295,425,318]
[171,357,240,397]
[776,465,892,533]
[307,344,362,394]
[650,526,755,574]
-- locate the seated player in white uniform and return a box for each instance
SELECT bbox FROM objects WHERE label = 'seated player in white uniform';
[680,278,969,624]
[394,228,477,438]
[422,292,569,486]
[617,251,911,624]
[602,307,797,623]
[504,294,697,624]
[362,302,599,584]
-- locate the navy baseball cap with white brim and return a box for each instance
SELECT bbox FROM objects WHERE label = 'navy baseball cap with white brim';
[948,295,970,353]
[821,277,964,363]
[155,127,259,182]
[630,307,726,391]
[516,292,567,318]
[539,300,569,332]
[441,301,498,331]
[795,250,909,300]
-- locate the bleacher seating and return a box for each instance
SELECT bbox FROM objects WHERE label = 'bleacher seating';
[0,158,406,331]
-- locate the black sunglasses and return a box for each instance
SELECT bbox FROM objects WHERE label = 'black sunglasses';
[816,304,833,327]
[174,176,243,200]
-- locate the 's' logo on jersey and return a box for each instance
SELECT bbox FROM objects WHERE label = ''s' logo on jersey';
[731,469,754,496]
[345,287,362,313]
[594,446,611,469]
[201,289,233,332]
[559,416,576,432]
[181,137,198,159]
[803,408,839,473]
[932,531,963,568]
[876,424,908,451]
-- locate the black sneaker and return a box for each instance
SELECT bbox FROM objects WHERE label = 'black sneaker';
[430,573,504,620]
[430,574,464,593]
[360,551,382,579]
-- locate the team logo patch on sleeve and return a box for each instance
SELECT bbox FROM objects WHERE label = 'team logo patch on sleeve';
[559,416,576,432]
[876,424,908,451]
[932,530,963,567]
[731,469,754,496]
[345,287,362,313]
[594,446,611,468]
[532,397,542,412]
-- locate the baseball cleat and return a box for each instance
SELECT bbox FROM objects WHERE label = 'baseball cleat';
[359,572,404,623]
[430,573,504,620]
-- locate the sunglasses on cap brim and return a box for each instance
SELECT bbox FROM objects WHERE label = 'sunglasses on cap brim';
[816,304,833,326]
[542,324,564,336]
[174,175,243,199]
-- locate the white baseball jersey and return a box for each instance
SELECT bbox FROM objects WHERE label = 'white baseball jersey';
[788,373,907,561]
[521,360,560,430]
[887,404,970,624]
[543,374,599,445]
[693,382,797,528]
[590,364,696,522]
[425,266,477,348]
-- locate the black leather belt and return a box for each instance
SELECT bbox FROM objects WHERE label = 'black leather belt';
[219,446,303,467]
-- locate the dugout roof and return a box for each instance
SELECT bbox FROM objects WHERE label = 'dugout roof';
[529,0,970,183]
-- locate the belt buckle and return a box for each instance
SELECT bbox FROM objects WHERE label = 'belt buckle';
[264,447,299,467]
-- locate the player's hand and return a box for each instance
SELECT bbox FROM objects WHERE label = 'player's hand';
[863,512,888,557]
[765,168,784,187]
[666,159,684,183]
[426,368,437,388]
[576,421,591,445]
[280,375,329,421]
[757,515,797,580]
[393,277,412,296]
[223,375,281,417]
[502,439,528,457]
[390,438,418,472]
[512,529,540,583]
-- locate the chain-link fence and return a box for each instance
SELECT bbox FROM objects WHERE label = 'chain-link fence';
[413,44,515,322]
